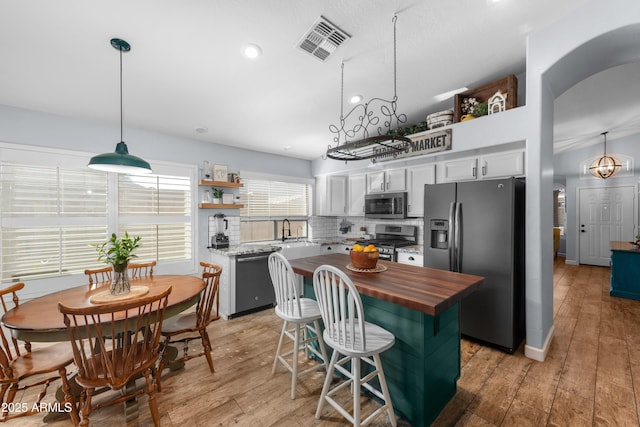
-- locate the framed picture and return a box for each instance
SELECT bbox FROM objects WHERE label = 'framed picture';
[213,164,228,182]
[222,193,234,204]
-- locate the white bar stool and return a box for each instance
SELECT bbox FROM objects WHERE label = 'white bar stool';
[313,265,397,427]
[268,252,328,399]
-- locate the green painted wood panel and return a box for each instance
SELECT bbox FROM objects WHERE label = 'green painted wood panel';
[304,279,461,427]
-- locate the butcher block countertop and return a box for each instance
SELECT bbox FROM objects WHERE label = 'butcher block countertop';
[289,253,484,316]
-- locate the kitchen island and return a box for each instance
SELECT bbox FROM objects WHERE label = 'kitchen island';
[610,241,640,300]
[289,253,484,427]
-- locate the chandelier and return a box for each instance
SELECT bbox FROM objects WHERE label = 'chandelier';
[325,15,410,162]
[589,131,621,179]
[88,38,152,174]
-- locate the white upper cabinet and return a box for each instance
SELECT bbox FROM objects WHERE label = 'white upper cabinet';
[436,157,478,183]
[406,163,436,217]
[367,168,406,193]
[327,175,347,216]
[436,149,525,183]
[478,150,525,179]
[315,175,347,216]
[347,173,366,216]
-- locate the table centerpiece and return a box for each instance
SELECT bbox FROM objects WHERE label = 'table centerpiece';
[93,232,141,295]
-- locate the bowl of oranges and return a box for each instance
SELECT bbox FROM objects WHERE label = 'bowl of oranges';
[349,243,379,269]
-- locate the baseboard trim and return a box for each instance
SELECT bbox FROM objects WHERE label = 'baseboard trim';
[565,259,578,265]
[524,324,555,362]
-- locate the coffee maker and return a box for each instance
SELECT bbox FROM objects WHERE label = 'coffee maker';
[211,213,229,248]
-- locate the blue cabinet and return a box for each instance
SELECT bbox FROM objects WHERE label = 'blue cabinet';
[610,241,640,300]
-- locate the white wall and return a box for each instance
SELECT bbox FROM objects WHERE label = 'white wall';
[554,133,640,263]
[525,0,640,360]
[0,104,313,296]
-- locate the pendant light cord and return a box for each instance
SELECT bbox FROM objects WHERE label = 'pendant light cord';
[119,46,124,142]
[601,131,608,155]
[393,15,398,101]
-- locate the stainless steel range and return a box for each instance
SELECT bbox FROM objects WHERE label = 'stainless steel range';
[357,224,417,261]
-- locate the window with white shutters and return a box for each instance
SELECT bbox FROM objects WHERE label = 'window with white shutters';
[239,178,311,242]
[0,163,109,282]
[0,145,195,284]
[118,174,192,262]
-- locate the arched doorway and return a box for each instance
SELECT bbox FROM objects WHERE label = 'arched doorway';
[524,5,640,360]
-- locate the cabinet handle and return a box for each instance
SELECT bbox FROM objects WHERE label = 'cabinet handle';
[482,165,486,176]
[472,167,477,177]
[409,256,415,261]
[386,182,390,190]
[381,183,384,191]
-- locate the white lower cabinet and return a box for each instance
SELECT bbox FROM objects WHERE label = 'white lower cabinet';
[210,252,234,319]
[406,163,436,217]
[397,252,424,266]
[339,244,352,254]
[321,244,340,254]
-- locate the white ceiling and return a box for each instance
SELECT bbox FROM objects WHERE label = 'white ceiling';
[1,0,637,160]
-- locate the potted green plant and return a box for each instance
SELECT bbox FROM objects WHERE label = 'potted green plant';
[93,232,141,295]
[212,188,224,204]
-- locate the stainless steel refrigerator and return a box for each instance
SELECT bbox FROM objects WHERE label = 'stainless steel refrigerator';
[423,177,525,353]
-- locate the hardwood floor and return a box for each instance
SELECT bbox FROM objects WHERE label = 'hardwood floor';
[10,258,640,426]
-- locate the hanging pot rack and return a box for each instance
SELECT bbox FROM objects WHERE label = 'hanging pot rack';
[325,15,411,162]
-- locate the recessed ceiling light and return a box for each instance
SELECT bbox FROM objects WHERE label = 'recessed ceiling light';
[283,145,292,151]
[349,94,363,104]
[244,44,263,59]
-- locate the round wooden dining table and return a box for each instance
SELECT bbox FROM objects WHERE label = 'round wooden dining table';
[1,274,204,343]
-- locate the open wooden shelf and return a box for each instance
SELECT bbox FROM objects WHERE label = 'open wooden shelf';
[198,203,244,209]
[198,180,243,188]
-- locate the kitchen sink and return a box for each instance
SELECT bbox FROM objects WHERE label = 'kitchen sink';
[272,240,321,259]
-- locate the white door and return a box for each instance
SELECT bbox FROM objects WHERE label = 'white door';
[579,186,635,266]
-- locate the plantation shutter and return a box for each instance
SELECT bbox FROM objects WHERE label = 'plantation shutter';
[118,174,192,262]
[0,162,109,281]
[239,179,310,218]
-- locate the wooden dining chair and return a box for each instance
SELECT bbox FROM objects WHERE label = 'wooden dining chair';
[59,287,171,427]
[157,265,222,386]
[0,283,79,424]
[84,266,113,289]
[199,261,220,320]
[128,260,156,279]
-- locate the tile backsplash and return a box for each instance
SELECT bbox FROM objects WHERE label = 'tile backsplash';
[310,216,424,245]
[214,215,424,246]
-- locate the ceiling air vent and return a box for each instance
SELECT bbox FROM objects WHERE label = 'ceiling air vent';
[296,16,350,62]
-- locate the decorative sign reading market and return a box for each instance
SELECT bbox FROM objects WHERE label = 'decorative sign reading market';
[372,128,452,163]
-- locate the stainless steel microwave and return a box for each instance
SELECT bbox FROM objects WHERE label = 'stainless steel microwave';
[364,192,407,219]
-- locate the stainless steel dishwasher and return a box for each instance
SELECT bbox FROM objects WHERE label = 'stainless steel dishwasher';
[233,251,276,317]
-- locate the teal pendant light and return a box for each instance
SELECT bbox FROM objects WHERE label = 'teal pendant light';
[88,38,152,174]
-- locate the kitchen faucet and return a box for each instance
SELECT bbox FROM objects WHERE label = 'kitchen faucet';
[282,219,291,242]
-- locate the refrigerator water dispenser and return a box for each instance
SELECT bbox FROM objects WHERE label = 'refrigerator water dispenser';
[430,220,448,249]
